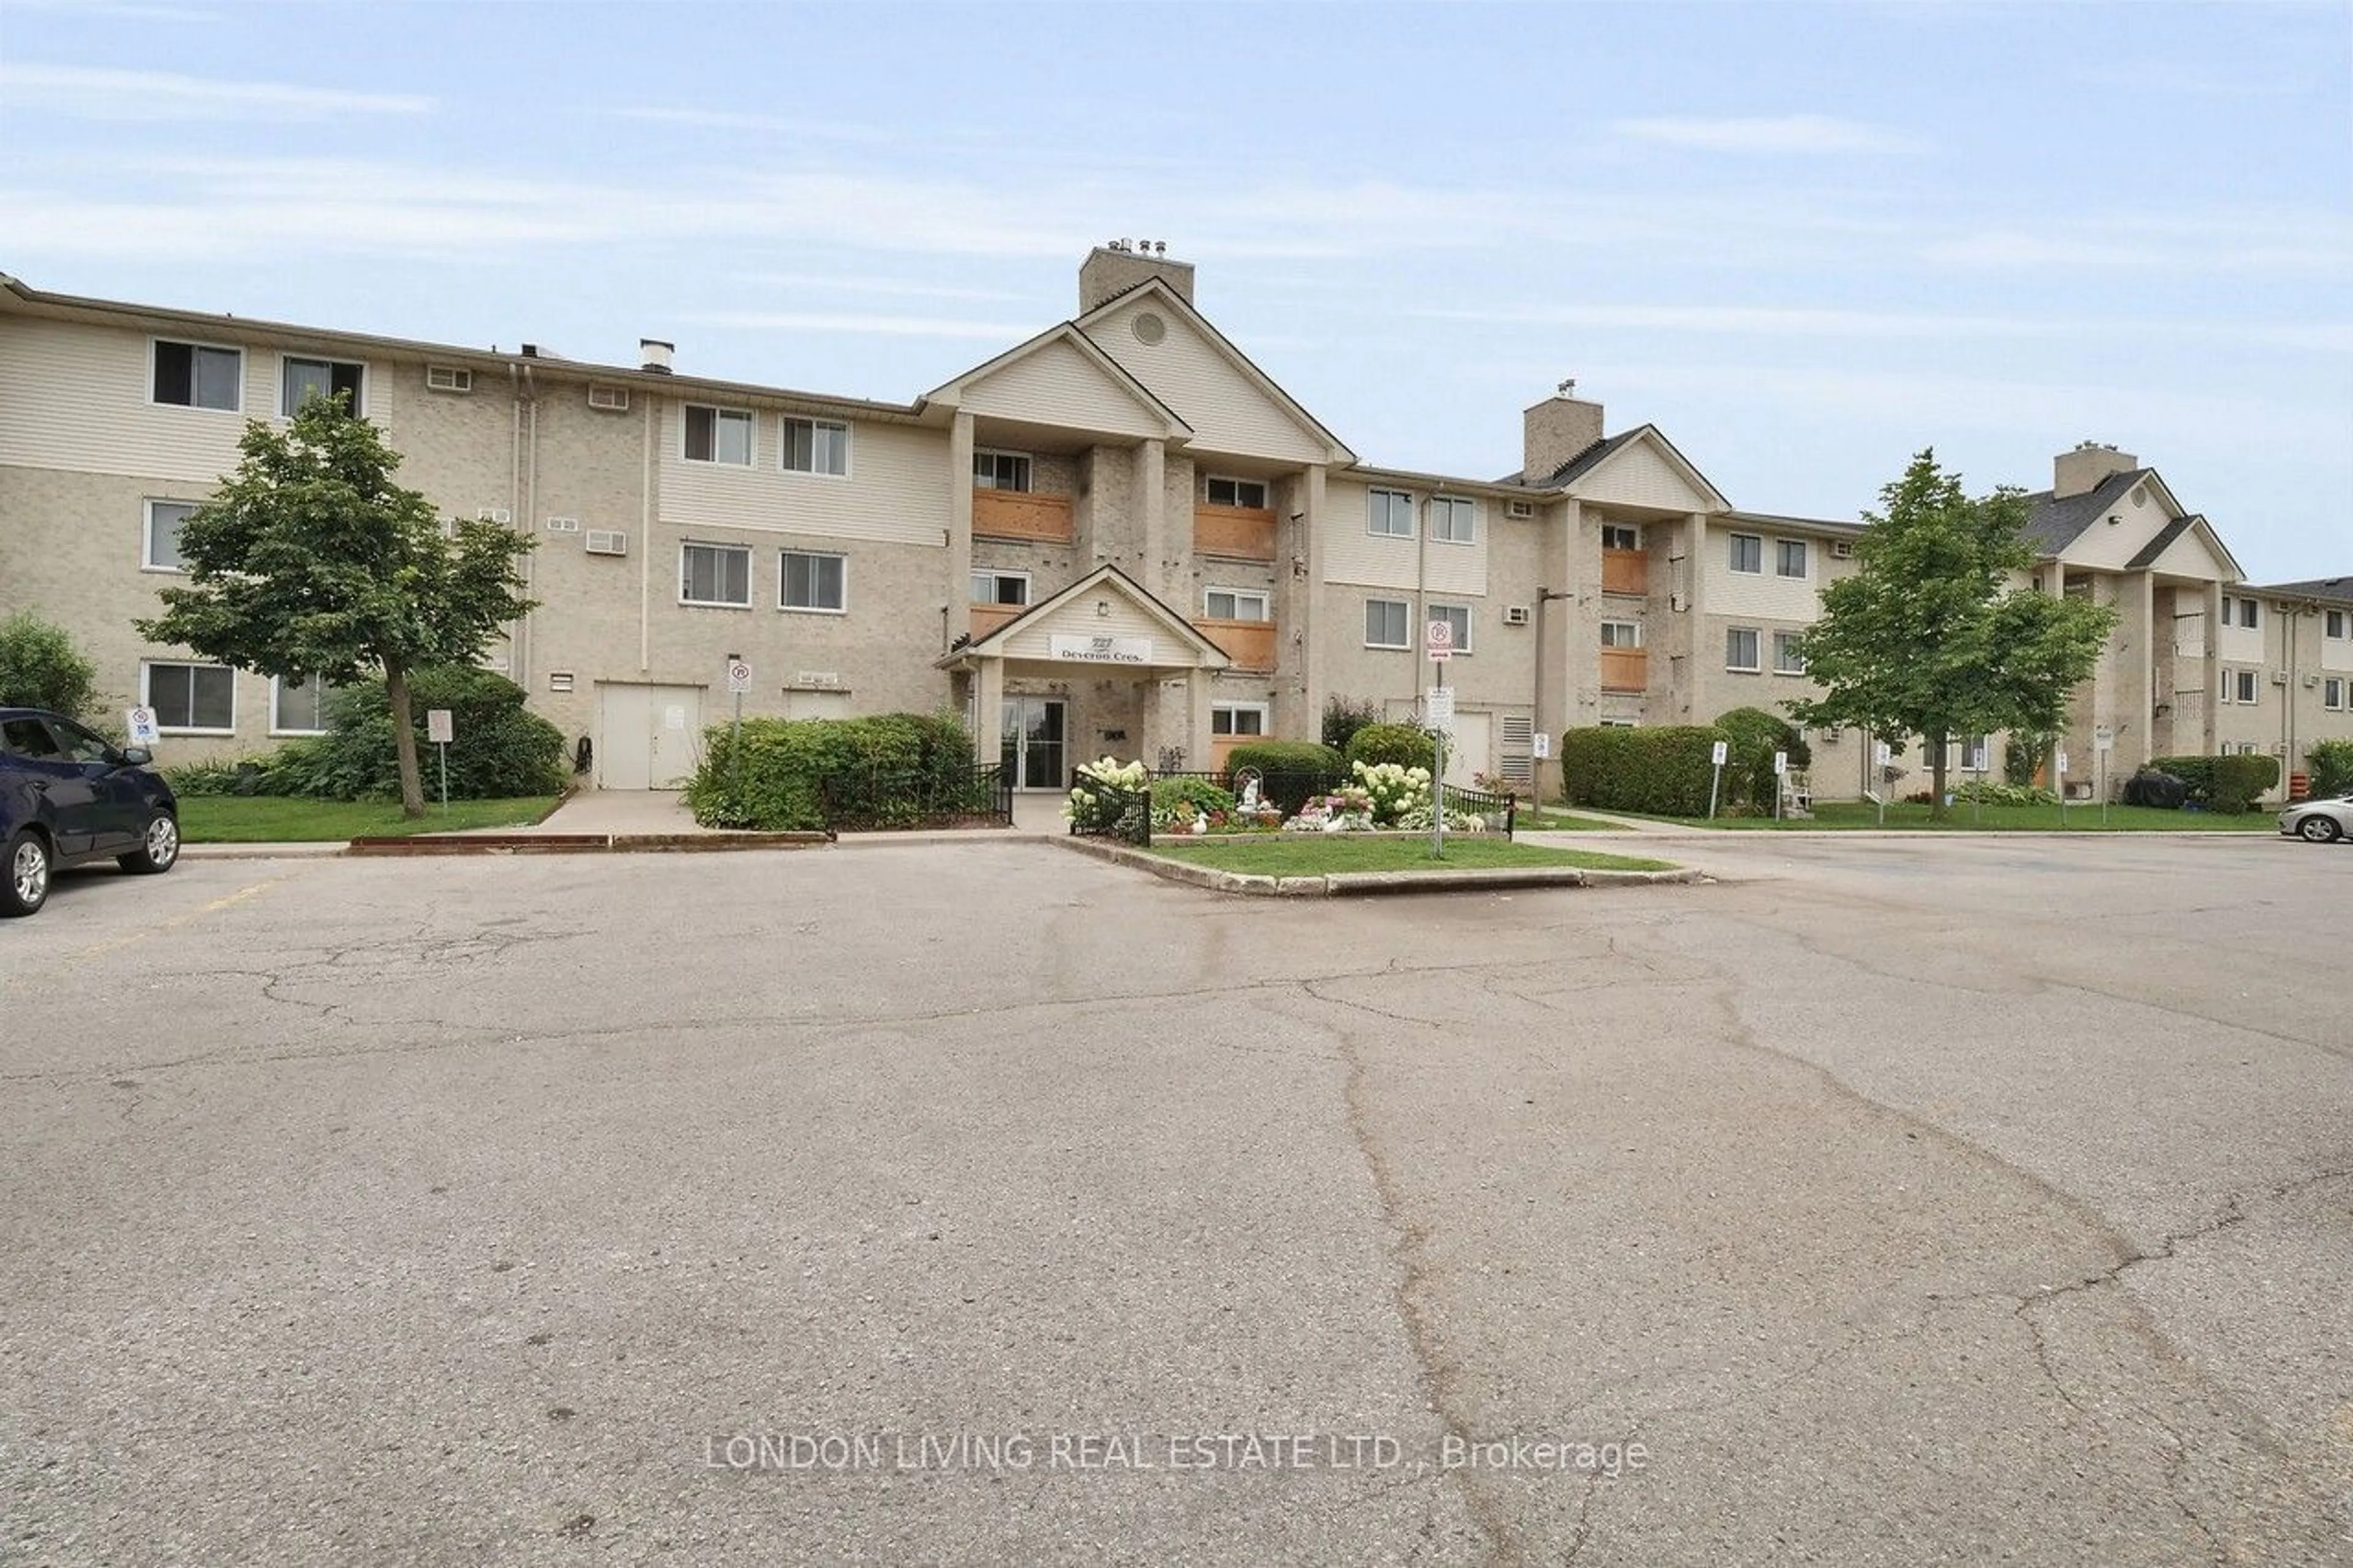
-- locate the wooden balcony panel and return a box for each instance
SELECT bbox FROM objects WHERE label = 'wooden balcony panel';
[1193,618,1278,671]
[1601,548,1648,596]
[968,604,1025,640]
[973,490,1075,543]
[1194,504,1278,561]
[1599,648,1649,692]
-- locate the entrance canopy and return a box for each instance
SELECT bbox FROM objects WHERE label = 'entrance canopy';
[935,563,1233,678]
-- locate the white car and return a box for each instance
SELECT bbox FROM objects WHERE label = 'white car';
[2278,793,2353,843]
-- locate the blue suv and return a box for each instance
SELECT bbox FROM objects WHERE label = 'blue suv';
[1,708,180,917]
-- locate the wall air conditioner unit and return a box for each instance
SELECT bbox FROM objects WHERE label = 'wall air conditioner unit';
[476,507,511,525]
[2270,669,2289,686]
[585,529,629,556]
[1506,499,1535,520]
[1502,605,1531,627]
[586,384,630,412]
[1830,540,1854,559]
[2302,673,2321,688]
[425,365,472,393]
[545,516,580,533]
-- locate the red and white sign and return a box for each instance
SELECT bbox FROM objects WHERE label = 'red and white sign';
[1425,619,1453,661]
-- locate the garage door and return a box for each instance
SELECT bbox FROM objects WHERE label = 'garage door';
[597,683,704,790]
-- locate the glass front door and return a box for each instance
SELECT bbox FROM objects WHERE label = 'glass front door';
[1000,698,1067,790]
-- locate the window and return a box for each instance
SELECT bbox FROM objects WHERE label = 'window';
[1961,735,1991,772]
[971,570,1029,606]
[1368,488,1414,539]
[1726,627,1761,671]
[974,450,1031,491]
[680,542,752,607]
[271,675,333,735]
[1600,620,1642,648]
[2324,609,2347,640]
[780,550,846,612]
[1776,539,1808,578]
[1430,496,1476,544]
[2238,598,2260,629]
[1729,534,1763,574]
[144,499,198,572]
[1211,704,1267,738]
[143,661,235,731]
[1203,588,1270,621]
[2324,677,2344,710]
[153,340,241,411]
[1429,602,1472,654]
[1205,476,1267,509]
[1365,598,1411,648]
[1916,736,1948,770]
[1773,630,1806,674]
[1602,524,1640,551]
[782,417,849,476]
[281,355,363,417]
[2227,668,2259,705]
[684,405,754,465]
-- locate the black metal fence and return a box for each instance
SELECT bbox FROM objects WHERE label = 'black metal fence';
[820,763,1012,833]
[1065,765,1152,846]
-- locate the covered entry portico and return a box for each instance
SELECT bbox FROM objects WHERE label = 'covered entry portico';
[937,564,1234,790]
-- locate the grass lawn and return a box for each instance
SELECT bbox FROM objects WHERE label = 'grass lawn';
[1627,800,2276,833]
[1145,835,1677,876]
[178,795,560,843]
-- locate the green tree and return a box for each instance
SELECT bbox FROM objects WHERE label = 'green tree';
[0,611,99,718]
[1786,450,2117,820]
[137,393,536,817]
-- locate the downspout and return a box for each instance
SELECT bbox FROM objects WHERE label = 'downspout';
[509,363,525,681]
[520,363,538,689]
[640,393,654,673]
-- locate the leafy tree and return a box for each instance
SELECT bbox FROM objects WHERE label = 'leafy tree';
[137,393,535,816]
[0,611,99,718]
[1786,450,2117,820]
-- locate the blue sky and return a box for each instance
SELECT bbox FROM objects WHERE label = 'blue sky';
[4,0,2347,580]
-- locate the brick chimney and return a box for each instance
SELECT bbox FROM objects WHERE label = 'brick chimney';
[1523,385,1605,484]
[2053,441,2138,499]
[1080,240,1195,314]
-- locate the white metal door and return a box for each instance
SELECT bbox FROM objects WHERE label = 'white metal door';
[597,683,703,789]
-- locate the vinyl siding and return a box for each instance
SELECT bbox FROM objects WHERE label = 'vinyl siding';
[2054,480,2174,571]
[998,597,1191,662]
[1320,477,1488,596]
[1704,527,1822,620]
[958,338,1165,437]
[2,318,263,483]
[659,406,946,548]
[1086,297,1327,465]
[1569,440,1710,513]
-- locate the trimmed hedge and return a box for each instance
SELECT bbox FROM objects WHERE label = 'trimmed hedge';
[1346,722,1437,773]
[1713,706,1810,812]
[2149,752,2281,814]
[686,712,979,830]
[1222,740,1347,816]
[1561,725,1719,816]
[0,611,99,721]
[265,667,567,801]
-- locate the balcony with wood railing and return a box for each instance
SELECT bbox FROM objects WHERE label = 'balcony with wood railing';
[1193,504,1278,561]
[1192,618,1277,672]
[1601,547,1648,596]
[973,490,1074,543]
[1599,648,1648,692]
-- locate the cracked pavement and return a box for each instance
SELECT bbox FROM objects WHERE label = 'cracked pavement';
[2,833,2347,1565]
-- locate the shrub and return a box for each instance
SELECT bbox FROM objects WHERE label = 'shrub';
[2004,733,2053,787]
[1560,726,1719,816]
[263,667,567,801]
[1713,706,1810,811]
[1150,774,1235,827]
[2150,753,2281,814]
[1352,760,1431,826]
[1320,695,1381,754]
[0,612,99,719]
[687,711,978,830]
[1224,740,1346,815]
[1955,778,2059,806]
[164,758,276,797]
[1346,722,1437,773]
[2306,738,2353,800]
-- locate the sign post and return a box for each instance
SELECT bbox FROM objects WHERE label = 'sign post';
[1874,741,1891,826]
[2056,748,2071,830]
[425,708,455,809]
[1708,739,1728,820]
[1425,683,1454,858]
[124,706,159,750]
[726,655,751,806]
[1969,744,1986,825]
[1531,729,1550,805]
[1773,749,1789,822]
[2094,726,2113,828]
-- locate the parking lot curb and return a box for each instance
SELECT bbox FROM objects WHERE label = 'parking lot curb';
[344,831,832,855]
[1053,835,1699,896]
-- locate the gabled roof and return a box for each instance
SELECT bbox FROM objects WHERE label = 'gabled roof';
[1074,276,1355,466]
[923,321,1192,439]
[2019,468,2181,555]
[1510,423,1729,512]
[937,563,1232,668]
[2248,575,2353,607]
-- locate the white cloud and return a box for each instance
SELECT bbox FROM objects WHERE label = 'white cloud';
[1613,113,1912,154]
[0,63,430,120]
[1925,213,2353,274]
[614,107,900,142]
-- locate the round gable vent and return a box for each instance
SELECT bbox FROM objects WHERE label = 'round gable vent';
[1132,312,1167,345]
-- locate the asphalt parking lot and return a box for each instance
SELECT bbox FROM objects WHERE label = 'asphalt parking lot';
[3,833,2347,1566]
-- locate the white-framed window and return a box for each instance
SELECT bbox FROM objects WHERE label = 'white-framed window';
[2237,597,2260,629]
[1960,733,1991,772]
[281,355,364,417]
[270,674,334,735]
[1599,716,1639,729]
[1211,703,1267,738]
[2323,676,2345,710]
[1429,602,1472,654]
[143,661,235,732]
[1205,475,1267,509]
[680,541,752,607]
[1203,587,1270,621]
[1429,496,1476,544]
[1729,534,1763,574]
[1368,488,1414,539]
[1600,620,1641,648]
[1726,626,1762,671]
[143,499,198,572]
[971,570,1029,606]
[2228,668,2259,705]
[781,417,849,476]
[1602,523,1640,551]
[780,550,846,613]
[974,450,1031,491]
[2323,609,2347,640]
[1773,629,1806,674]
[151,339,241,412]
[1365,597,1411,648]
[684,405,754,466]
[1776,539,1808,578]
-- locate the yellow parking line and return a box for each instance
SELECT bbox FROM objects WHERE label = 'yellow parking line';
[70,873,295,963]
